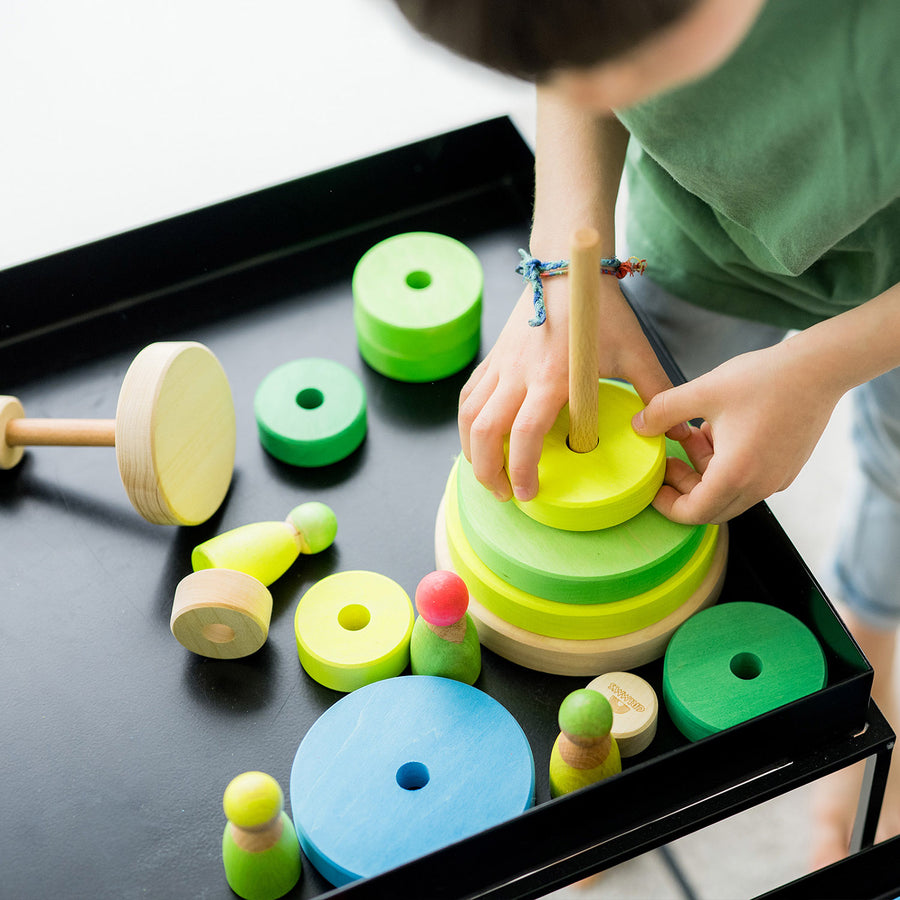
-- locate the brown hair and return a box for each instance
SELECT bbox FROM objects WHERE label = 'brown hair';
[393,0,699,82]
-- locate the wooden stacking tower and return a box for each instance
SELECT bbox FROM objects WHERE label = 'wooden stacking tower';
[435,230,727,676]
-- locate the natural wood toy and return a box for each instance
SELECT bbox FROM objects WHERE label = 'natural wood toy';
[432,227,727,676]
[586,671,659,757]
[0,341,235,525]
[171,568,272,659]
[549,688,622,798]
[663,601,827,741]
[254,358,366,467]
[192,501,338,586]
[222,771,302,900]
[410,570,481,684]
[289,675,534,886]
[352,232,483,382]
[294,570,414,692]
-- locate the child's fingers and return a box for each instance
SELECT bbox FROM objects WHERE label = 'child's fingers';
[507,388,567,502]
[467,383,527,501]
[458,367,499,462]
[632,383,697,441]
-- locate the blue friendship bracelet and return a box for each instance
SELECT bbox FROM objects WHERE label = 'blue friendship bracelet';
[516,249,647,327]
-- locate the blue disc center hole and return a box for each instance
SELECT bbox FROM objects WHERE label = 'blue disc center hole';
[296,388,324,410]
[730,652,762,680]
[406,270,432,290]
[396,761,430,791]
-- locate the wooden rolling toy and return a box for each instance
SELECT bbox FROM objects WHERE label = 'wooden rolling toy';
[0,341,235,526]
[549,688,622,798]
[222,771,302,900]
[410,570,481,684]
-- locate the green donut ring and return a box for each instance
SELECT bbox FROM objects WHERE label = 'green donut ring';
[663,602,827,741]
[254,358,367,467]
[352,232,482,382]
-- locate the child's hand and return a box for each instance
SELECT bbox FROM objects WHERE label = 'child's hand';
[459,275,681,502]
[632,342,842,524]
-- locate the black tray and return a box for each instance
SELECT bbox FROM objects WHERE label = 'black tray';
[0,117,880,900]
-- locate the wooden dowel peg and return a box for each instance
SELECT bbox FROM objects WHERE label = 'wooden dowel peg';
[568,227,602,453]
[0,341,236,526]
[5,418,117,448]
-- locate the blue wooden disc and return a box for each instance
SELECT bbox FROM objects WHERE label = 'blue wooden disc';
[289,676,534,886]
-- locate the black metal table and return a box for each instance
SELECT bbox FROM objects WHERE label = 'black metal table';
[0,118,892,900]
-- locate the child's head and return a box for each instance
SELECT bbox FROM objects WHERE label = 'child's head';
[394,0,765,110]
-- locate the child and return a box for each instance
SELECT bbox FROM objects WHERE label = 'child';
[394,0,900,870]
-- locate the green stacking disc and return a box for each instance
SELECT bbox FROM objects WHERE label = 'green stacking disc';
[352,232,482,382]
[455,451,704,605]
[663,602,827,741]
[254,358,367,467]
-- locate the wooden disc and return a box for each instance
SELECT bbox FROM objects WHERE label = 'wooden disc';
[444,467,719,640]
[0,396,25,470]
[289,676,534,886]
[435,496,728,676]
[352,232,482,382]
[586,672,659,757]
[254,357,367,467]
[455,455,704,604]
[115,342,235,526]
[663,602,827,741]
[170,569,272,659]
[294,571,414,693]
[509,380,665,532]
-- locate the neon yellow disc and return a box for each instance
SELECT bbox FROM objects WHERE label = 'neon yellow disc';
[510,380,665,531]
[444,465,718,640]
[294,571,414,693]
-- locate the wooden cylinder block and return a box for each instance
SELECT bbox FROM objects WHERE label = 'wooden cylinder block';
[171,569,272,659]
[509,380,665,532]
[294,571,414,693]
[352,232,483,383]
[663,602,827,741]
[435,495,729,676]
[586,671,659,757]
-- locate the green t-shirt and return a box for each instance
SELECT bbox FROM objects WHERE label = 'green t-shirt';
[616,0,900,330]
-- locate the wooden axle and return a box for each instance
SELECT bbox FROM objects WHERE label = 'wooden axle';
[4,417,117,448]
[0,341,236,526]
[567,227,602,454]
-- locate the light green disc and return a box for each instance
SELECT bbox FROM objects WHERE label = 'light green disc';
[456,453,704,604]
[254,358,366,467]
[663,602,827,741]
[352,232,482,382]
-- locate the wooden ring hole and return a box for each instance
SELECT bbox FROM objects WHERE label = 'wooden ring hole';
[202,622,237,644]
[338,603,371,632]
[730,652,763,680]
[296,388,325,410]
[396,761,430,791]
[405,270,432,290]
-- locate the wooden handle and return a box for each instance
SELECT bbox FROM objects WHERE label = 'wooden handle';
[5,418,117,447]
[568,228,602,453]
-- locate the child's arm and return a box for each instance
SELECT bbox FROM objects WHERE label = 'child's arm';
[633,280,900,524]
[458,90,679,502]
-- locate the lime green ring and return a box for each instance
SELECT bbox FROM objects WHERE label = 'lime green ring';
[352,232,483,382]
[254,358,366,467]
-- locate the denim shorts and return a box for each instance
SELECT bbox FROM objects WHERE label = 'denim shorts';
[621,277,900,630]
